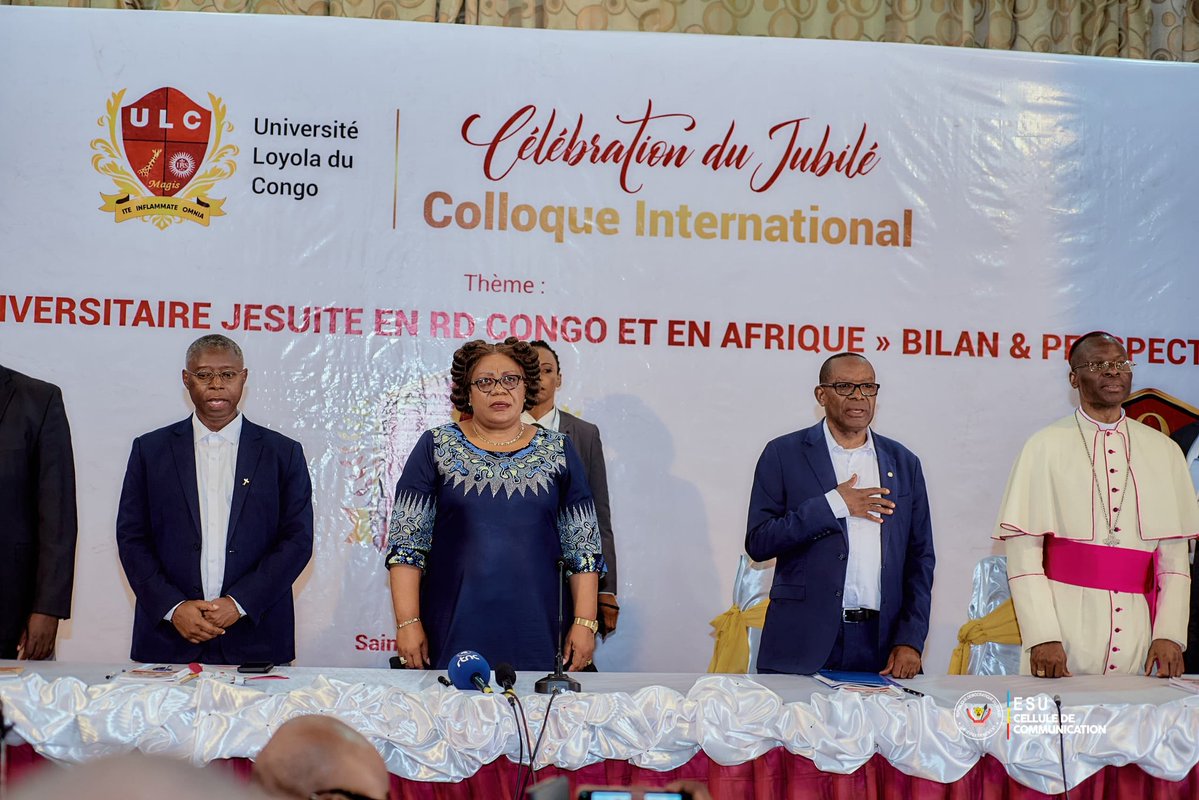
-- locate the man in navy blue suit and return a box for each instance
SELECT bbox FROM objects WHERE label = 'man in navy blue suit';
[746,353,935,676]
[117,335,313,664]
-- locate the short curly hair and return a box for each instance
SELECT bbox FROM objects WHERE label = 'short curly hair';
[449,337,542,413]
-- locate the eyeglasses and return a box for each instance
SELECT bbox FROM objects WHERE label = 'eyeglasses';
[819,382,880,397]
[1071,361,1135,374]
[186,369,245,384]
[469,375,523,393]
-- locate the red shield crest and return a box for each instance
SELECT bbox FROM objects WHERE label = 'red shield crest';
[121,88,211,197]
[1123,388,1199,437]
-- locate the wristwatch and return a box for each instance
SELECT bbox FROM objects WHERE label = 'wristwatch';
[573,616,599,634]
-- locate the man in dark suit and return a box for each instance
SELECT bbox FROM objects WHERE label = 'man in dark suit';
[0,365,78,660]
[116,335,313,664]
[745,353,935,676]
[525,341,619,637]
[1170,420,1199,674]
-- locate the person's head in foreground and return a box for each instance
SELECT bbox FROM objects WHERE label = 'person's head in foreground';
[252,714,390,800]
[10,753,262,800]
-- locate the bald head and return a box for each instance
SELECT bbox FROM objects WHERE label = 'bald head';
[818,352,870,384]
[252,715,390,800]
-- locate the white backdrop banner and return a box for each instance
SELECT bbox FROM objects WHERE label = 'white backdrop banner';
[2,7,1199,673]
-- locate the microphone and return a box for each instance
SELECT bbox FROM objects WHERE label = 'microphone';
[1053,694,1070,800]
[448,650,494,693]
[535,559,581,694]
[495,662,517,693]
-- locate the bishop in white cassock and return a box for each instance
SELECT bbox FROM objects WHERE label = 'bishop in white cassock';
[993,333,1199,678]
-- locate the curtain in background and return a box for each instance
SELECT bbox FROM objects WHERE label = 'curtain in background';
[1,1,1195,65]
[465,0,1199,60]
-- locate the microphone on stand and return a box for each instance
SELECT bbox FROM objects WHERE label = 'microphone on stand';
[536,559,581,694]
[1053,694,1070,800]
[495,662,517,698]
[448,650,494,693]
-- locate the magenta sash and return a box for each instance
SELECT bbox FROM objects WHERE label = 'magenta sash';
[1043,536,1158,624]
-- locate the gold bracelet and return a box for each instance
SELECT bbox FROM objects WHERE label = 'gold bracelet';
[573,616,599,634]
[396,616,420,630]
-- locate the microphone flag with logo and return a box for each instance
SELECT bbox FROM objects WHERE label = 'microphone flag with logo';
[448,650,494,693]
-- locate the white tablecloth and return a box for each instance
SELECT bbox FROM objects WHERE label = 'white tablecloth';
[2,661,1198,793]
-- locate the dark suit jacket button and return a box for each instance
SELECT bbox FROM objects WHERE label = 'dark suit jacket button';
[193,543,201,551]
[838,553,846,561]
[193,585,202,593]
[834,590,842,598]
[227,549,235,554]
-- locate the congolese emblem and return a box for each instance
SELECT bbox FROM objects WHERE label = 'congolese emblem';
[91,87,238,228]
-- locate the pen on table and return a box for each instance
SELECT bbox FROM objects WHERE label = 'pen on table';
[104,669,127,681]
[899,686,925,698]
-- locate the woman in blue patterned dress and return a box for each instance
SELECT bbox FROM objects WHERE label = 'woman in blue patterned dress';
[386,337,606,671]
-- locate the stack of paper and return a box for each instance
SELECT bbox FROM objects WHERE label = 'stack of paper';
[814,670,899,694]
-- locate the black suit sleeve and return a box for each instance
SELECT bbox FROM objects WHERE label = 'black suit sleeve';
[585,428,617,595]
[33,385,78,619]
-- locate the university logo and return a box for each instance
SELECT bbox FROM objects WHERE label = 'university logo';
[91,87,238,229]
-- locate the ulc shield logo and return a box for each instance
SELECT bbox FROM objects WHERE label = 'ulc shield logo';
[92,87,238,229]
[122,88,210,197]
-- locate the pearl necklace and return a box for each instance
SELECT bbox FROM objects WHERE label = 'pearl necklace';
[472,422,526,448]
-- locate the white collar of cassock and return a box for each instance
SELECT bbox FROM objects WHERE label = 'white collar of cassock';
[1077,407,1125,432]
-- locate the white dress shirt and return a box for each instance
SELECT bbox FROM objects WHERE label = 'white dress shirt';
[820,420,882,610]
[521,406,560,431]
[164,414,244,621]
[194,413,242,603]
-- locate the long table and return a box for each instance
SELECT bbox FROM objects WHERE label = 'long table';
[3,662,1199,798]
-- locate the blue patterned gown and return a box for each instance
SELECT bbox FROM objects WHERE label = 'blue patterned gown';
[386,423,606,670]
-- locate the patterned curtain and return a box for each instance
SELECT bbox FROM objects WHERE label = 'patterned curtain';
[2,0,1195,59]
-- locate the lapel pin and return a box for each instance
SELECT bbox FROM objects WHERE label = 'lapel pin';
[887,471,894,478]
[242,478,250,486]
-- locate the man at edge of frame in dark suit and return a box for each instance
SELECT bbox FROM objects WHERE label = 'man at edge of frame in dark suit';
[0,364,78,660]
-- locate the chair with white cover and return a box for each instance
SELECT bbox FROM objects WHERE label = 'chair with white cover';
[708,555,775,673]
[948,554,1022,675]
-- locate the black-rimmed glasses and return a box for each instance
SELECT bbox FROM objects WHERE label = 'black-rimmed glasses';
[819,382,880,397]
[469,375,523,393]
